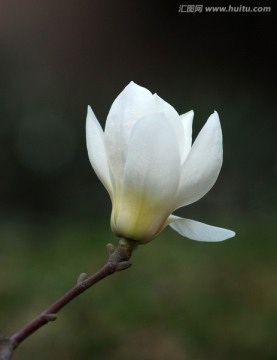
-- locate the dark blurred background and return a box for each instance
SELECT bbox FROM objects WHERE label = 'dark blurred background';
[0,1,276,359]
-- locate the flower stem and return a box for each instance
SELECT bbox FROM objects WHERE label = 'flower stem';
[0,239,134,360]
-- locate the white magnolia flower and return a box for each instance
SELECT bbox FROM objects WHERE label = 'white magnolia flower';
[86,82,235,244]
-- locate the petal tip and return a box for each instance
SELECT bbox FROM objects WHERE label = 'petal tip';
[209,111,220,123]
[87,105,93,115]
[186,109,194,116]
[228,230,236,238]
[128,80,139,88]
[180,109,194,121]
[204,111,222,136]
[86,106,97,126]
[188,109,194,119]
[216,229,236,242]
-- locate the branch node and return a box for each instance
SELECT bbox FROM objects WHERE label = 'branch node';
[106,243,115,255]
[115,261,132,271]
[44,314,57,322]
[77,273,89,284]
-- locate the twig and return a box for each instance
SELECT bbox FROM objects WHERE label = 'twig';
[0,238,134,360]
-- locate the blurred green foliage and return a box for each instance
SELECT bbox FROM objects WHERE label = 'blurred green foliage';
[1,213,276,360]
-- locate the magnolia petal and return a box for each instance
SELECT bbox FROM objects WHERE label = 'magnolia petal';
[111,113,181,243]
[175,111,223,208]
[153,94,184,155]
[180,110,194,164]
[104,82,156,181]
[86,106,113,196]
[168,215,236,242]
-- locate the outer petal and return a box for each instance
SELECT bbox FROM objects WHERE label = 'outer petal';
[168,215,235,242]
[86,106,113,197]
[174,111,223,208]
[153,94,184,156]
[111,113,181,243]
[104,82,156,182]
[180,110,194,164]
